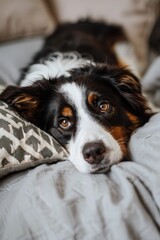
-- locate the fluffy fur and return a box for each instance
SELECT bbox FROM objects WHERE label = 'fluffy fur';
[0,20,152,173]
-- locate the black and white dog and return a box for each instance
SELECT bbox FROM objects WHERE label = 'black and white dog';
[0,20,151,173]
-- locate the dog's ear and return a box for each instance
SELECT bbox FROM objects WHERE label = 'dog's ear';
[107,67,151,116]
[0,81,51,126]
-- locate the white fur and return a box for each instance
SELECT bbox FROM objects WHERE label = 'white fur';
[60,82,123,173]
[20,52,91,86]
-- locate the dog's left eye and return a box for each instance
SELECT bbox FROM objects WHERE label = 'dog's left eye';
[98,101,111,113]
[59,118,72,130]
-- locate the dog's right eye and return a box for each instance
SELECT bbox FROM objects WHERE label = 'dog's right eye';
[59,118,72,130]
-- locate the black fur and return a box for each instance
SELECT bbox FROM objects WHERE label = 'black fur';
[20,19,127,82]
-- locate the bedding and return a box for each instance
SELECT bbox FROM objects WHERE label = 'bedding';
[0,112,160,239]
[142,57,160,108]
[0,39,160,240]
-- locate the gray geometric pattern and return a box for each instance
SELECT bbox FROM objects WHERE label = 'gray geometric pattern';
[0,101,68,178]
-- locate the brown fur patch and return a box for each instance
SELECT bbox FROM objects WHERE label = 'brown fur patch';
[62,107,73,117]
[109,126,128,157]
[88,92,98,105]
[13,94,38,109]
[126,112,140,130]
[10,94,40,122]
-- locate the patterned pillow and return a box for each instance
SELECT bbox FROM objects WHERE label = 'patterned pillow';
[0,101,68,179]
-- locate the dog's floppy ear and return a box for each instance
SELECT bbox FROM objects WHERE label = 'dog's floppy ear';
[0,81,51,127]
[108,67,150,116]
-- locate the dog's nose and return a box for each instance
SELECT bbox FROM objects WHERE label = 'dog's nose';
[82,141,106,164]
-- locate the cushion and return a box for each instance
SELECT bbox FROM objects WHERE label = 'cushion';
[0,0,56,42]
[0,101,68,178]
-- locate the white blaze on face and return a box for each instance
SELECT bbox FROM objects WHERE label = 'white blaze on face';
[60,82,123,173]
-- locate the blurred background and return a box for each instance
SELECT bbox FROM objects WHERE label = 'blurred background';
[0,0,160,106]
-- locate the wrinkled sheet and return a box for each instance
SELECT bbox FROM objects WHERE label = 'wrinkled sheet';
[0,113,160,240]
[0,38,160,240]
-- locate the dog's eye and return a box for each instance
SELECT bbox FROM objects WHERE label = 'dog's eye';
[99,101,111,113]
[59,118,72,130]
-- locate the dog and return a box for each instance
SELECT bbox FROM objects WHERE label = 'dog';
[0,20,152,173]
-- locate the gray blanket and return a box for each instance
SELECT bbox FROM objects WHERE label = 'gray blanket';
[142,57,160,109]
[0,38,160,240]
[0,113,160,240]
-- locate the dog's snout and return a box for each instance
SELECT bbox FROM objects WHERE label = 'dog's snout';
[82,141,106,164]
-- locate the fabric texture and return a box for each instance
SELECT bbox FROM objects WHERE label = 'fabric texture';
[0,113,160,239]
[0,0,56,42]
[0,37,44,86]
[142,57,160,108]
[0,101,68,178]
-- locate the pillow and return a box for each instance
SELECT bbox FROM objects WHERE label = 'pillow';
[0,0,56,42]
[0,101,68,179]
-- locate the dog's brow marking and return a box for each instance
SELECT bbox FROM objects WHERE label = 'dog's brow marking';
[88,92,98,105]
[62,107,73,117]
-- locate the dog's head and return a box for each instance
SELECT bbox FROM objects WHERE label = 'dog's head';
[0,65,151,173]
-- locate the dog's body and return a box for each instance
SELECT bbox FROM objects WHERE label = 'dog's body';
[0,20,151,173]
